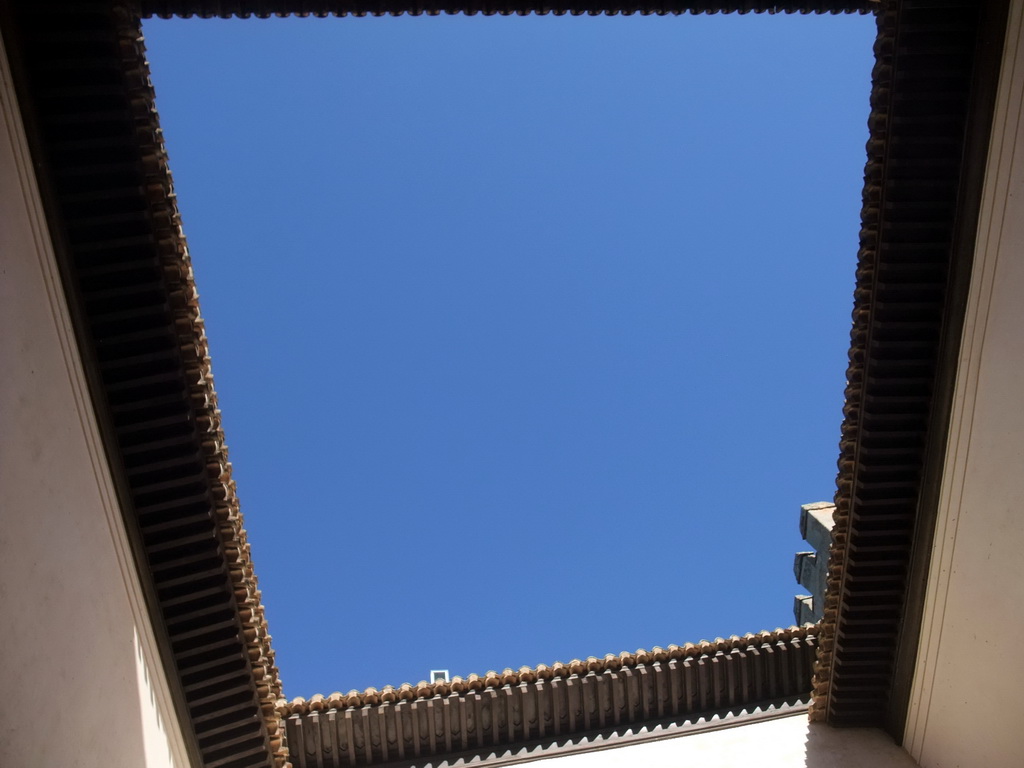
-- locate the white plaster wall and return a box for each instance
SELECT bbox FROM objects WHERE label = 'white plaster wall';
[510,714,916,768]
[0,29,191,768]
[903,2,1024,766]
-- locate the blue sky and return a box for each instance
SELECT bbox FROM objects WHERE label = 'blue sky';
[142,12,876,699]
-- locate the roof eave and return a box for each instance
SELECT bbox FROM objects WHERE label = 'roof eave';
[137,0,875,19]
[2,2,286,766]
[813,0,1012,734]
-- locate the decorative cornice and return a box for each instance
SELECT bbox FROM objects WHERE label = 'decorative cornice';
[282,626,816,715]
[810,4,894,724]
[3,3,289,765]
[813,0,1007,729]
[281,627,818,768]
[120,13,289,764]
[138,0,874,19]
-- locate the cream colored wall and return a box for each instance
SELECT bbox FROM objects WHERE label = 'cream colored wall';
[509,714,916,768]
[903,2,1024,766]
[0,29,191,768]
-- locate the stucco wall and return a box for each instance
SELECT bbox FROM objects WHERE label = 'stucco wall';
[903,2,1024,766]
[510,714,916,768]
[0,29,191,768]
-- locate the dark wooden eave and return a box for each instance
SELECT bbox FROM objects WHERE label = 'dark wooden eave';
[812,0,1011,734]
[139,0,873,18]
[280,629,819,768]
[2,2,285,767]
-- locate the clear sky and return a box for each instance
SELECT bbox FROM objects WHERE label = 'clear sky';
[142,11,876,699]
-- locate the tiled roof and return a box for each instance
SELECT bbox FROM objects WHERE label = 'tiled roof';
[813,0,1008,729]
[280,627,819,768]
[5,3,287,766]
[139,1,874,18]
[131,46,290,764]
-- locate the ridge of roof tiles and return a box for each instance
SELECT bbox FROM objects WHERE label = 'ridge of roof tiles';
[140,1,875,19]
[279,624,816,716]
[812,0,987,725]
[811,4,890,724]
[131,23,289,766]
